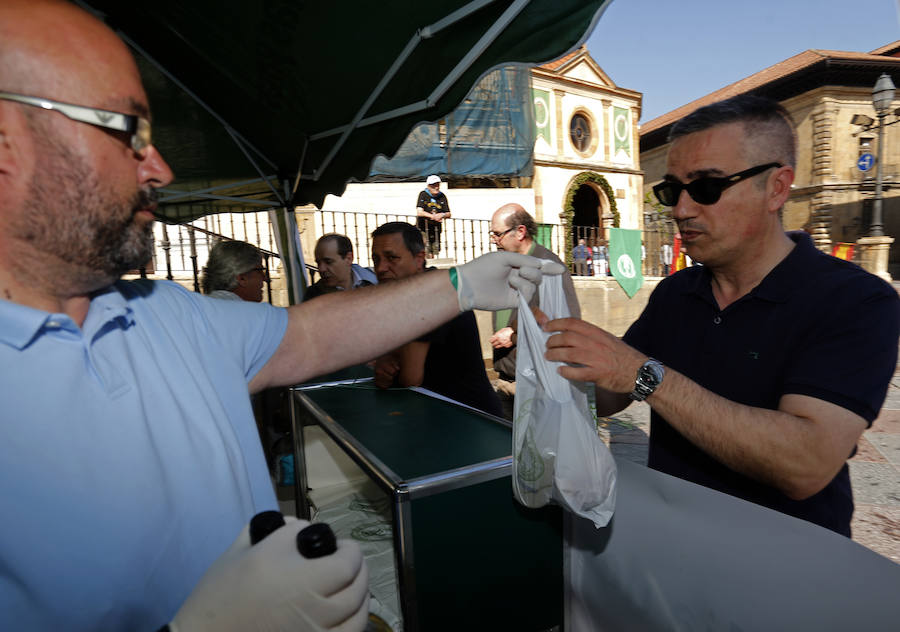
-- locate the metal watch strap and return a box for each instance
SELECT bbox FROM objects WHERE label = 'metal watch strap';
[629,358,664,401]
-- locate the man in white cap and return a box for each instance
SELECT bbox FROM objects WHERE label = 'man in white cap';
[415,174,451,258]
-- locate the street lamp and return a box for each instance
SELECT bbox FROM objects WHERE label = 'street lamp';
[870,73,896,237]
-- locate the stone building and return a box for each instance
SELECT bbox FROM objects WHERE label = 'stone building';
[315,46,644,267]
[640,41,900,279]
[529,46,643,238]
[148,48,645,286]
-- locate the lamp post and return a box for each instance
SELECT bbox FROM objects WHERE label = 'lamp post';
[870,73,896,237]
[851,73,898,281]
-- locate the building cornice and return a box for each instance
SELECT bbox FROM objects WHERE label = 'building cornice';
[790,181,900,195]
[534,157,642,175]
[531,68,642,102]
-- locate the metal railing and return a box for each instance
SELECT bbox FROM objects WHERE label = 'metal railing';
[315,210,569,268]
[569,225,676,277]
[149,209,689,298]
[148,209,293,303]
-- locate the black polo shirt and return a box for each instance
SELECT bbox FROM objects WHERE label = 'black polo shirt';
[624,232,899,535]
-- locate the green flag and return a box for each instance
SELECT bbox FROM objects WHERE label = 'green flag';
[608,228,643,298]
[532,88,551,145]
[613,106,631,157]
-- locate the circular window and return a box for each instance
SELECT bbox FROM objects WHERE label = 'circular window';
[569,113,592,154]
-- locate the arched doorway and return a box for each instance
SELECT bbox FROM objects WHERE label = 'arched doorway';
[563,172,618,249]
[572,184,600,245]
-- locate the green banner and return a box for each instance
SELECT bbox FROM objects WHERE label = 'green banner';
[608,227,643,298]
[533,88,551,145]
[613,106,631,157]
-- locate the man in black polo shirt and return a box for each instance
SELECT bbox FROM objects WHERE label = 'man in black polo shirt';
[543,95,899,536]
[370,222,503,417]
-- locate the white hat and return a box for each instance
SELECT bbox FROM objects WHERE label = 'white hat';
[426,175,441,185]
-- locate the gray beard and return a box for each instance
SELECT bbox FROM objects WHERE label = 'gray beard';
[16,133,156,290]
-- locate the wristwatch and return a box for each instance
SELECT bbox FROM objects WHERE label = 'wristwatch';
[629,358,665,401]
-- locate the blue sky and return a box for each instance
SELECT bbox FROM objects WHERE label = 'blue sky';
[586,0,900,123]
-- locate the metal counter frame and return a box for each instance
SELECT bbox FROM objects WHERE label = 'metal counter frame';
[288,380,562,632]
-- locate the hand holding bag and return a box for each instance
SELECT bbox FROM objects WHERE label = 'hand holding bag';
[512,275,616,527]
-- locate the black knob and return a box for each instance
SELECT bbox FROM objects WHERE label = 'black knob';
[249,510,286,546]
[296,522,337,558]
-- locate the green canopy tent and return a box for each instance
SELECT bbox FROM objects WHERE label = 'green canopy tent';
[77,0,611,301]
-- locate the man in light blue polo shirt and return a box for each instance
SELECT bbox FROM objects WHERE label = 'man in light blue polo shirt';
[0,3,561,630]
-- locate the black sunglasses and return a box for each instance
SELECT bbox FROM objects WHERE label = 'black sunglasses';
[653,162,782,207]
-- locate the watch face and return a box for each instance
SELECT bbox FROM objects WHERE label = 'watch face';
[639,364,661,388]
[631,359,664,401]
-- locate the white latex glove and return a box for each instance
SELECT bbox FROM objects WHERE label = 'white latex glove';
[169,517,368,632]
[453,251,565,311]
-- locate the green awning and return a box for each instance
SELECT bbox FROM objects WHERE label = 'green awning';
[78,0,610,221]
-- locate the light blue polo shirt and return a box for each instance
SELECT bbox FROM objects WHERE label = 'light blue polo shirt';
[0,279,288,631]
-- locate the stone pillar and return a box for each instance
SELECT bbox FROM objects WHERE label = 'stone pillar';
[809,191,833,252]
[856,235,894,282]
[294,205,318,265]
[601,99,612,162]
[262,205,318,306]
[809,102,834,252]
[554,89,566,156]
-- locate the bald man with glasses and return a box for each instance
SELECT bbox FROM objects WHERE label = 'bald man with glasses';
[544,95,899,537]
[0,2,561,630]
[488,203,580,419]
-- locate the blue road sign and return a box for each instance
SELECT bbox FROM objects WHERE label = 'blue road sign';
[858,153,875,172]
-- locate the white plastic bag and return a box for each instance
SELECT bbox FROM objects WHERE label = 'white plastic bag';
[512,275,616,528]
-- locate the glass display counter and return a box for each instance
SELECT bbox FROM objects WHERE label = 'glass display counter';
[290,381,562,632]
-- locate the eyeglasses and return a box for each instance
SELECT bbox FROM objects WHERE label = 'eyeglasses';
[489,227,515,239]
[652,162,782,207]
[0,91,152,155]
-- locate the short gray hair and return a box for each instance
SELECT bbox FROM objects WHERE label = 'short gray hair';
[201,240,261,294]
[669,95,796,168]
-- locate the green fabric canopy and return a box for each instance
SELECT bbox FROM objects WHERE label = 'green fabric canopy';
[79,0,610,219]
[78,0,610,302]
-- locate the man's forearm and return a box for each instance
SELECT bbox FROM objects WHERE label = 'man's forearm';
[252,271,458,391]
[646,369,865,499]
[594,386,631,418]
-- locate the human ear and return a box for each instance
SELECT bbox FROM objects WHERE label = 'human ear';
[0,115,24,187]
[0,121,13,174]
[0,99,34,179]
[768,165,794,213]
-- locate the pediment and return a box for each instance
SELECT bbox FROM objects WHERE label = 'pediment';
[540,47,616,88]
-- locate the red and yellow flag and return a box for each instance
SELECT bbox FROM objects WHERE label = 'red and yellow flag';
[831,243,854,261]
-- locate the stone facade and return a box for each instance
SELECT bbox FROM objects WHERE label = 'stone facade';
[530,48,643,232]
[318,47,644,263]
[639,44,900,278]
